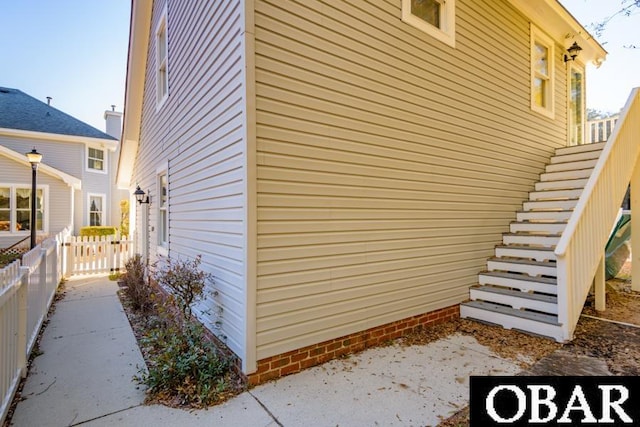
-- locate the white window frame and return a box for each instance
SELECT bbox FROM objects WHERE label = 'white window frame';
[156,164,169,256]
[155,6,169,109]
[530,25,555,119]
[0,184,49,234]
[402,0,456,48]
[86,146,107,174]
[87,193,106,227]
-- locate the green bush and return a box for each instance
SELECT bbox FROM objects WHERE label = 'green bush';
[136,319,230,407]
[79,226,117,237]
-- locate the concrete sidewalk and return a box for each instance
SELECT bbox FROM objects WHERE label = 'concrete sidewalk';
[10,276,523,427]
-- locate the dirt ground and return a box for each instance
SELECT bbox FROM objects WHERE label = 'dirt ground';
[437,261,640,427]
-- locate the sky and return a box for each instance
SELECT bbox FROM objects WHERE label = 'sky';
[0,1,130,132]
[0,1,638,131]
[560,0,640,114]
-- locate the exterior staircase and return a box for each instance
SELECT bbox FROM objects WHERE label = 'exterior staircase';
[460,142,606,341]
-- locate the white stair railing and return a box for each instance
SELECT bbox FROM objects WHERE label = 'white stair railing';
[556,87,640,341]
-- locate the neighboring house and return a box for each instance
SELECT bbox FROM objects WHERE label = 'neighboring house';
[118,0,639,383]
[0,87,127,248]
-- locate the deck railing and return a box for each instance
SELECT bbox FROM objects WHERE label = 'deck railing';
[0,228,69,424]
[556,88,640,340]
[587,115,619,144]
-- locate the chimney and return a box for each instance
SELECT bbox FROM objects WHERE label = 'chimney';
[46,96,52,106]
[104,106,123,140]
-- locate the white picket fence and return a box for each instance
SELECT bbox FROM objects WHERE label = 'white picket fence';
[1,232,134,424]
[0,228,68,424]
[63,235,134,276]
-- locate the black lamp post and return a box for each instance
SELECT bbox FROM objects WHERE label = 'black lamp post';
[25,148,42,249]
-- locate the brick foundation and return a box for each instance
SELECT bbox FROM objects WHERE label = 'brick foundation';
[247,304,459,386]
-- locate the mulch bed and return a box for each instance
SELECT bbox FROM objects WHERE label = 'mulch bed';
[116,283,246,408]
[117,271,640,422]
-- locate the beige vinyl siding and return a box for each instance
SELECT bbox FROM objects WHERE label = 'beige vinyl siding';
[254,0,567,358]
[132,0,247,359]
[0,156,72,247]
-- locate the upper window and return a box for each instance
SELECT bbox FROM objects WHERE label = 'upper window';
[87,147,106,172]
[89,194,104,226]
[530,25,555,119]
[0,185,45,233]
[402,0,456,48]
[156,7,169,107]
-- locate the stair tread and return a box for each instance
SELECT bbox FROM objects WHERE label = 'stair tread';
[510,220,567,225]
[548,157,599,165]
[516,209,573,213]
[496,244,555,251]
[462,300,560,325]
[555,142,605,155]
[480,271,557,284]
[472,285,558,303]
[488,257,556,267]
[503,232,561,237]
[525,197,580,202]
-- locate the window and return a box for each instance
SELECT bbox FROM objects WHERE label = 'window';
[156,7,169,107]
[402,0,456,47]
[531,25,555,118]
[0,187,10,231]
[158,172,168,249]
[0,185,45,233]
[89,194,105,226]
[87,147,106,172]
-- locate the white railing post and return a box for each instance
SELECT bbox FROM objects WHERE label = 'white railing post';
[66,236,74,277]
[17,266,29,377]
[594,254,606,311]
[39,248,47,319]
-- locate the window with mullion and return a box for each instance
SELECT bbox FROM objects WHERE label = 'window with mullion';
[158,172,168,247]
[88,147,105,172]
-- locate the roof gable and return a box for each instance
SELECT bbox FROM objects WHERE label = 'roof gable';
[0,145,82,190]
[0,87,116,141]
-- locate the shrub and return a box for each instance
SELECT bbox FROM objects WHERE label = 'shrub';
[136,319,230,407]
[79,226,117,237]
[136,254,231,407]
[121,254,152,313]
[151,255,212,319]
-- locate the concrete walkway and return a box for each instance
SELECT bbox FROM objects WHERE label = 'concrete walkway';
[10,276,525,427]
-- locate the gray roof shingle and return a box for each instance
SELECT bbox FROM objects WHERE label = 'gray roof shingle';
[0,86,116,141]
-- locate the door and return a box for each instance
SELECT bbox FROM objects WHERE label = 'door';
[568,65,585,146]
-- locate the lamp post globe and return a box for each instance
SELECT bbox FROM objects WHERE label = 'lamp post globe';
[25,148,42,249]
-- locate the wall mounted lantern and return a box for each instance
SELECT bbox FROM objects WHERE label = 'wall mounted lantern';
[564,42,582,62]
[134,185,150,205]
[25,148,42,249]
